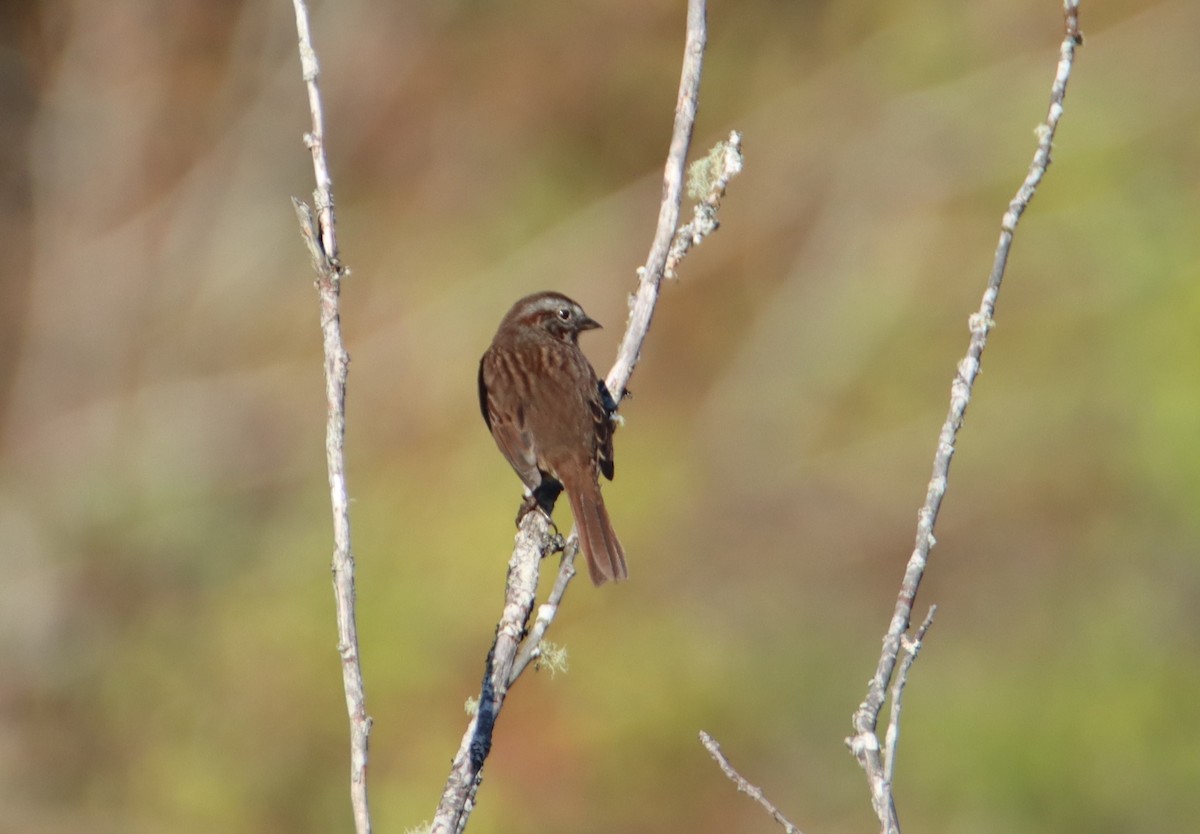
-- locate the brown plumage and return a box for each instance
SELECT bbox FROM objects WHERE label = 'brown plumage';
[478,291,627,585]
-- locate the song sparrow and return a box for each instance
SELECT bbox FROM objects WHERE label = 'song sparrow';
[479,291,628,585]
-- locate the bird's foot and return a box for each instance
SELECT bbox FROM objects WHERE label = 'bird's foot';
[515,479,563,534]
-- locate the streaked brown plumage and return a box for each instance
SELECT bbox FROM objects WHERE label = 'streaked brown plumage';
[478,291,627,585]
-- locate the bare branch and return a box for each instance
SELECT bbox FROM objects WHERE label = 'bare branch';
[292,0,338,264]
[289,2,371,833]
[882,606,936,784]
[606,0,709,402]
[847,4,1083,832]
[699,732,804,834]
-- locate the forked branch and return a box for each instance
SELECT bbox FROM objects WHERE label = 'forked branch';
[847,3,1083,832]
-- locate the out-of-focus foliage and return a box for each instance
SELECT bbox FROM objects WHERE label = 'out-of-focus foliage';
[1,1,1197,832]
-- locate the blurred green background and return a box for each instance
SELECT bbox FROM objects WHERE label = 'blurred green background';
[2,1,1197,832]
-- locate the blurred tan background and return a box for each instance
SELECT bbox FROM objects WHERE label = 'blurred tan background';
[2,1,1198,832]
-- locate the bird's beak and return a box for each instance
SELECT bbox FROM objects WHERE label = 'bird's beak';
[579,315,602,331]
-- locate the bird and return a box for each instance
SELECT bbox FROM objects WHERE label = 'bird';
[478,291,628,585]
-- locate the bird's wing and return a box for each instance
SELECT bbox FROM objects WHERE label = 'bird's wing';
[592,379,616,481]
[480,356,541,489]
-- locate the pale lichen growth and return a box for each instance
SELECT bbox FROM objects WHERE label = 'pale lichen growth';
[687,137,737,201]
[536,641,570,677]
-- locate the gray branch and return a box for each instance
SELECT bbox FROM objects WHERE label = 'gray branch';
[607,0,709,403]
[699,732,804,834]
[289,2,372,833]
[846,4,1083,832]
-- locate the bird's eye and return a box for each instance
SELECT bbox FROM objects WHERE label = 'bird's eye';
[557,307,572,321]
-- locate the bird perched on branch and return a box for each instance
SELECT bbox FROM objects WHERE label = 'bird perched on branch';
[479,291,627,585]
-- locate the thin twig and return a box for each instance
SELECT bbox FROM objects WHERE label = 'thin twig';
[289,2,372,834]
[606,0,708,402]
[510,539,579,682]
[699,732,804,834]
[847,4,1082,832]
[882,606,936,784]
[430,1,737,831]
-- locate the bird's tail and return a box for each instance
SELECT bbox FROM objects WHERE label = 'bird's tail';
[566,478,627,586]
